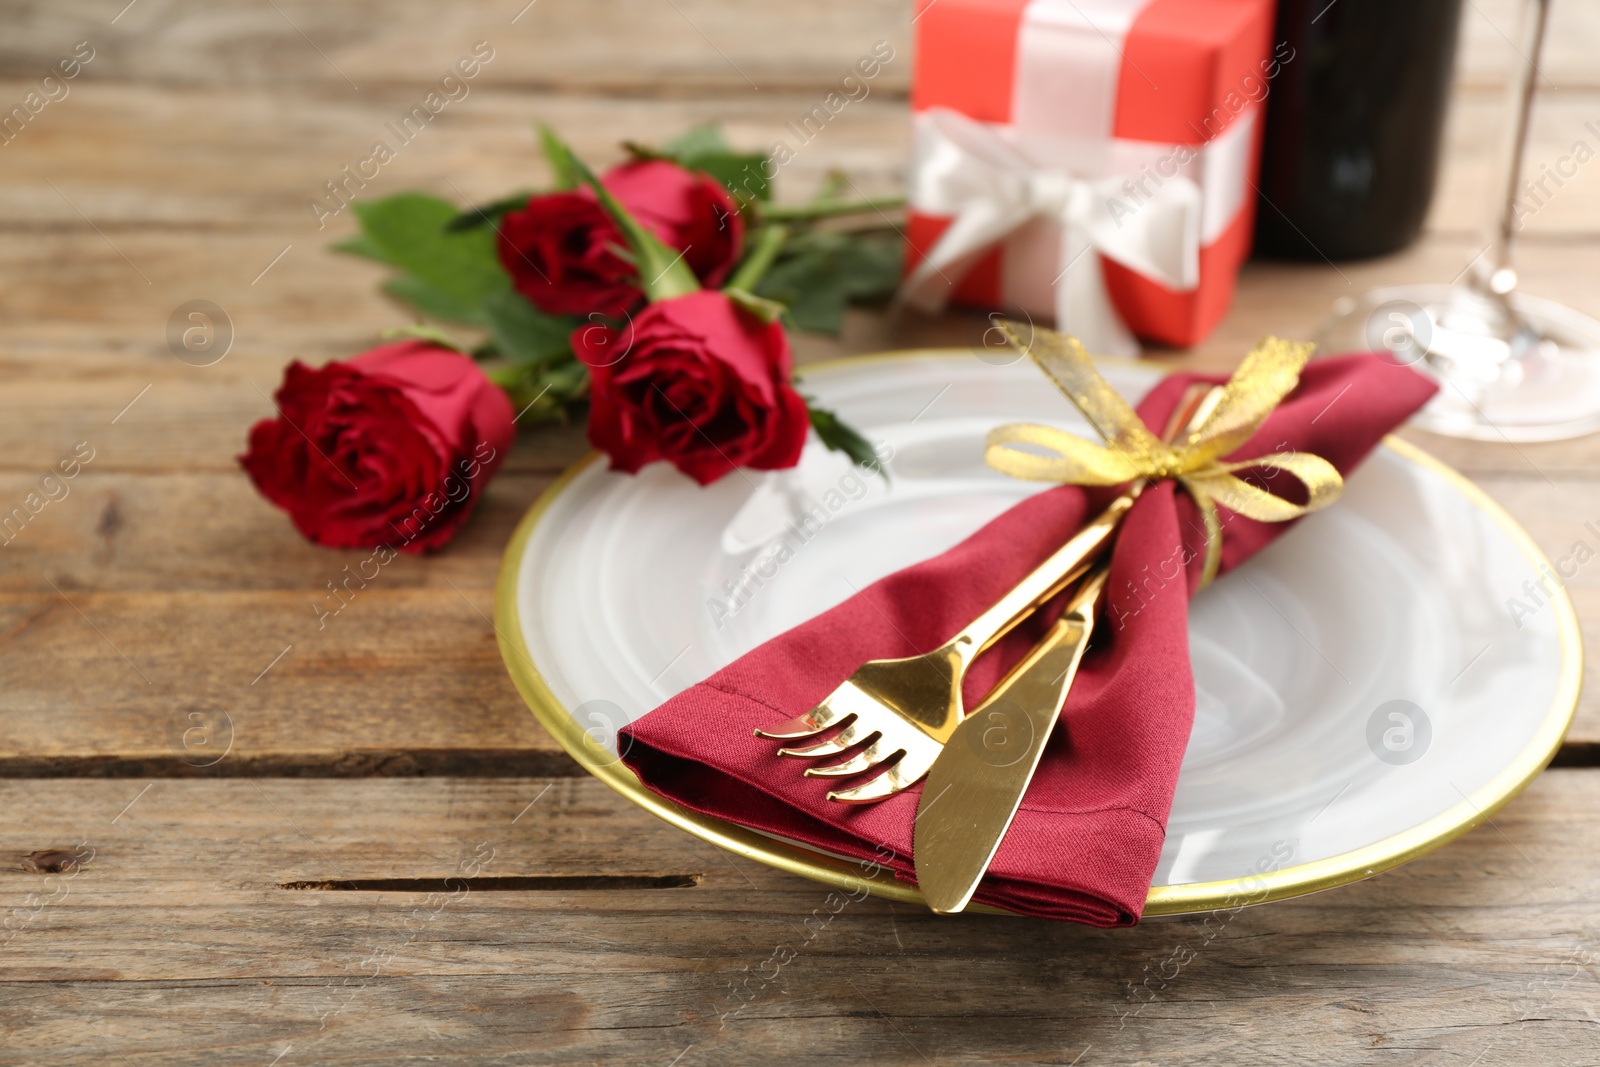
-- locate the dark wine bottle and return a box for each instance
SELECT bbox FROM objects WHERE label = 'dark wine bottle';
[1253,0,1465,261]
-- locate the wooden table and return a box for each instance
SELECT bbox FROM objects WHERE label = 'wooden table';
[5,2,1600,1063]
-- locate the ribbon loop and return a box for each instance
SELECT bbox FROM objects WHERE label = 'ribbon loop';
[997,322,1166,460]
[987,324,1344,587]
[985,423,1149,485]
[1180,337,1313,463]
[899,108,1202,357]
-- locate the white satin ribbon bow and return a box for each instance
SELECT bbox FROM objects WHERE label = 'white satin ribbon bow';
[898,108,1203,357]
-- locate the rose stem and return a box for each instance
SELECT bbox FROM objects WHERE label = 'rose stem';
[758,195,906,223]
[725,224,789,292]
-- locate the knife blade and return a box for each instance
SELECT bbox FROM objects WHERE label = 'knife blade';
[912,568,1108,914]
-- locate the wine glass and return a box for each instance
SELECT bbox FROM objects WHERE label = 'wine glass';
[1314,0,1600,441]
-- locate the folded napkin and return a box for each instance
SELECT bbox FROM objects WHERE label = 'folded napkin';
[620,356,1437,924]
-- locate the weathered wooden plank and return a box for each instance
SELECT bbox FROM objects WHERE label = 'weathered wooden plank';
[0,773,1596,1064]
[0,473,548,592]
[1456,0,1600,88]
[0,466,1596,773]
[0,1,1596,1062]
[4,83,1600,238]
[1433,92,1600,239]
[0,85,908,230]
[0,0,915,94]
[0,588,571,774]
[4,471,1592,597]
[6,230,1600,476]
[0,0,1594,91]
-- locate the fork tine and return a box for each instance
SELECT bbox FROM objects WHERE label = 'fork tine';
[803,739,903,779]
[752,701,852,741]
[827,765,914,803]
[776,720,879,759]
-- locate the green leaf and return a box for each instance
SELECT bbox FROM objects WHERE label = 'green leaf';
[539,125,583,190]
[806,402,885,479]
[445,191,534,232]
[682,150,769,202]
[348,193,510,310]
[755,230,902,335]
[481,290,575,366]
[833,230,903,300]
[381,275,486,325]
[331,233,387,262]
[662,123,730,158]
[755,242,849,334]
[655,124,769,202]
[772,270,849,334]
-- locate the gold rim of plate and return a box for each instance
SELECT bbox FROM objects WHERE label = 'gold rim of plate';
[493,349,1583,917]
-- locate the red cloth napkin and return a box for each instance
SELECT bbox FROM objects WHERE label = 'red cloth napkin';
[620,356,1438,924]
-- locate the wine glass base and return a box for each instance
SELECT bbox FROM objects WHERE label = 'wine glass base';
[1314,284,1600,442]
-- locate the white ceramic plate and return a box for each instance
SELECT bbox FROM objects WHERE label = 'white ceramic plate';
[495,351,1580,915]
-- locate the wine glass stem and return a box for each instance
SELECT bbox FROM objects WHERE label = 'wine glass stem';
[1466,0,1551,303]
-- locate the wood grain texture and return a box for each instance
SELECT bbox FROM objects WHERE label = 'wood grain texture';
[4,83,1599,238]
[0,585,574,774]
[2,774,1598,1065]
[2,0,1597,90]
[0,0,914,93]
[3,468,1599,770]
[3,0,1600,1062]
[7,233,1600,465]
[0,85,910,230]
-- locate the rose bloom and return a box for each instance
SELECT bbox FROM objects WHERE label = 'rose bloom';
[240,341,514,552]
[498,159,743,317]
[571,290,811,486]
[600,160,744,286]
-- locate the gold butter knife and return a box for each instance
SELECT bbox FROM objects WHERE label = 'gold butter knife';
[913,565,1109,914]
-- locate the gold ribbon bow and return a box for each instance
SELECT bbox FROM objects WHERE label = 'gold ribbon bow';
[986,323,1344,588]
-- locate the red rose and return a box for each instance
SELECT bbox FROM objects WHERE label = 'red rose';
[498,160,743,317]
[600,160,743,288]
[496,192,638,317]
[572,291,811,486]
[240,340,514,552]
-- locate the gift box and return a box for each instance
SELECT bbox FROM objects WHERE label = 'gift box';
[901,0,1279,354]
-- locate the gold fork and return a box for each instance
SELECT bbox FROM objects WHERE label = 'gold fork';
[755,382,1221,803]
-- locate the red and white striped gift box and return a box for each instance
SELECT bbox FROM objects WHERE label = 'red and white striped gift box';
[901,0,1281,354]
